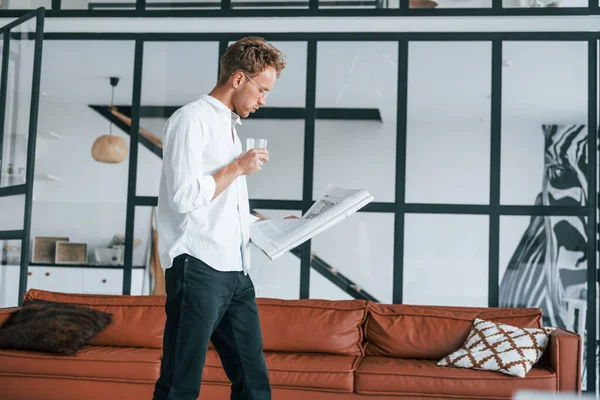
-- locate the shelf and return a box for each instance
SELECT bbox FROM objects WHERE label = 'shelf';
[28,262,146,269]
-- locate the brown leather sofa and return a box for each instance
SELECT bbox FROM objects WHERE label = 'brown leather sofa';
[0,289,581,400]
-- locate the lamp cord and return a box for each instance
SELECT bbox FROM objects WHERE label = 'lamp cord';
[109,85,115,135]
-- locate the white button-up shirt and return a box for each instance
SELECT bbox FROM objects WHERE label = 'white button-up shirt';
[157,94,259,273]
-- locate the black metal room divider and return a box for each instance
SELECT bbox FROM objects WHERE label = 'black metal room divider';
[0,8,45,306]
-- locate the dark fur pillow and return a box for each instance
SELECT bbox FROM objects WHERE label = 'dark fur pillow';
[0,299,112,356]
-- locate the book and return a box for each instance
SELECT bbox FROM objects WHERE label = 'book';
[250,185,374,260]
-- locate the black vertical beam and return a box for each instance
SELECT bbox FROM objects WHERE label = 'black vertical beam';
[309,0,318,10]
[399,0,408,10]
[590,0,599,13]
[393,40,408,304]
[585,38,597,395]
[222,0,232,9]
[136,0,145,11]
[122,39,143,295]
[492,0,502,10]
[488,40,502,308]
[300,40,317,299]
[0,34,10,177]
[18,9,44,306]
[51,0,61,10]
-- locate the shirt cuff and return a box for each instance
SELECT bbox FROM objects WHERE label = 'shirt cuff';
[195,175,216,208]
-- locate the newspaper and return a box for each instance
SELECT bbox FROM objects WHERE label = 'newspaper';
[250,185,374,260]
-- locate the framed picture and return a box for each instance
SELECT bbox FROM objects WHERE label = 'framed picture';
[54,242,87,265]
[33,236,69,263]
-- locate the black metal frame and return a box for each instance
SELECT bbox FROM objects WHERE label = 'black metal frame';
[1,0,600,17]
[5,24,599,392]
[0,9,45,309]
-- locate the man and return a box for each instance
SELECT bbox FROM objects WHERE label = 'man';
[153,37,287,400]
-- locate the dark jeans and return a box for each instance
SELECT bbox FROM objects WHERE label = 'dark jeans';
[152,253,271,400]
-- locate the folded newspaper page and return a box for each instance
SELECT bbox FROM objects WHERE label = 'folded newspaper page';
[250,185,374,260]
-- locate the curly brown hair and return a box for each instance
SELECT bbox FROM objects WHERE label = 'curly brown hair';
[218,36,287,85]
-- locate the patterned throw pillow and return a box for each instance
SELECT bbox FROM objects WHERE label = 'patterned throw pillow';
[437,318,552,378]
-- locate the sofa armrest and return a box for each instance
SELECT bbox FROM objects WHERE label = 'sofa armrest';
[539,327,582,392]
[0,307,19,329]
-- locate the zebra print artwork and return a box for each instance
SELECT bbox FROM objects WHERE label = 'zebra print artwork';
[498,124,592,388]
[499,124,588,328]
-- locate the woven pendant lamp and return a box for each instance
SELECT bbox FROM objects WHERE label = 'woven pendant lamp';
[91,77,128,163]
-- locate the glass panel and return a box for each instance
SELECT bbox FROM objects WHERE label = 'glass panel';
[234,0,308,9]
[249,209,302,299]
[138,42,218,196]
[403,214,489,306]
[61,0,137,10]
[412,0,491,8]
[1,20,36,188]
[406,42,491,205]
[0,239,23,307]
[141,42,218,107]
[501,42,588,207]
[244,120,304,200]
[38,40,134,202]
[499,214,590,389]
[310,212,394,304]
[314,41,397,202]
[0,194,25,230]
[132,205,155,295]
[499,215,587,326]
[309,270,355,300]
[503,0,587,7]
[2,0,50,9]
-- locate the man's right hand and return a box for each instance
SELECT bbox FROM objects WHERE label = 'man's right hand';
[235,149,269,175]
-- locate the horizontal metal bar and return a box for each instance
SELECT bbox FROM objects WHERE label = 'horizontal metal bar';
[0,230,24,240]
[361,202,395,213]
[316,108,381,121]
[0,185,27,197]
[402,203,588,216]
[123,105,381,121]
[34,32,599,42]
[0,7,598,18]
[249,199,304,210]
[135,196,158,206]
[29,262,146,269]
[499,205,588,216]
[89,0,380,9]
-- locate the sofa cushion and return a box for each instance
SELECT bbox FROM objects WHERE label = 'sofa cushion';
[0,300,112,355]
[24,289,166,349]
[256,298,368,356]
[0,345,160,383]
[203,350,358,392]
[438,318,552,378]
[365,303,543,359]
[355,356,556,398]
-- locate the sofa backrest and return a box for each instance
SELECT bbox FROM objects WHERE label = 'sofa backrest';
[24,289,166,349]
[255,298,368,356]
[365,302,543,360]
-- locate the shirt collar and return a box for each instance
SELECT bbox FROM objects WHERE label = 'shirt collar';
[201,94,242,126]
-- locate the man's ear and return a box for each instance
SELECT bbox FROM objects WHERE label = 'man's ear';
[232,71,245,88]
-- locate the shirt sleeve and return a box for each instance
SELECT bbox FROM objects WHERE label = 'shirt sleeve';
[162,107,216,214]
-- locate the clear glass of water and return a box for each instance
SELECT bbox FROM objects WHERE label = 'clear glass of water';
[246,138,267,151]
